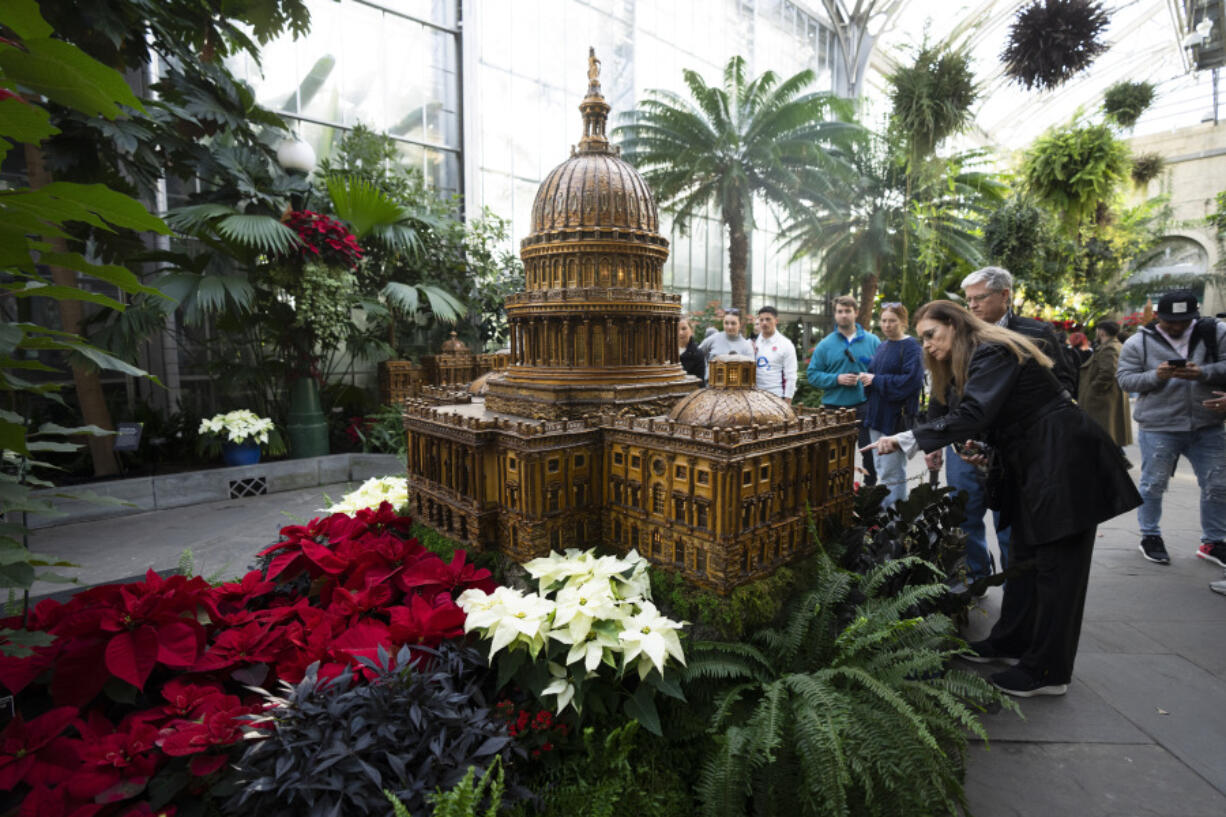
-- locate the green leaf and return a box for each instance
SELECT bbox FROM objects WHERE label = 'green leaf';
[623,683,663,736]
[37,183,167,234]
[58,338,157,381]
[26,441,80,453]
[33,423,114,437]
[0,97,56,144]
[0,38,143,118]
[0,420,28,456]
[0,0,53,38]
[214,214,300,255]
[4,281,126,311]
[0,324,23,357]
[38,252,165,297]
[0,562,36,589]
[325,175,405,238]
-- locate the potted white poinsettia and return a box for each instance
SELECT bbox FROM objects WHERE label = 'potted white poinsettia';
[457,548,686,732]
[198,409,286,466]
[323,476,409,514]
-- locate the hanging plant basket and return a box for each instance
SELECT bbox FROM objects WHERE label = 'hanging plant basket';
[1103,81,1156,128]
[1002,0,1110,91]
[1131,152,1165,186]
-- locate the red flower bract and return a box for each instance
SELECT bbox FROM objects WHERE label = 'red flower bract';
[0,506,494,816]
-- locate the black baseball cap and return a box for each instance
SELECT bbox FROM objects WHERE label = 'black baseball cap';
[1155,290,1199,322]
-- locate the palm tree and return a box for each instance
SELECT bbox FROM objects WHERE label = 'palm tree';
[782,134,1004,325]
[616,56,857,316]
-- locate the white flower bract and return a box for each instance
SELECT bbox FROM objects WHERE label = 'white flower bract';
[198,410,275,446]
[323,476,409,514]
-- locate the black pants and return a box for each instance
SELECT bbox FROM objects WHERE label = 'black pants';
[853,401,877,486]
[986,526,1096,684]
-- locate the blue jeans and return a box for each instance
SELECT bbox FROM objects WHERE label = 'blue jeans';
[870,428,908,509]
[1137,426,1226,543]
[946,444,1011,579]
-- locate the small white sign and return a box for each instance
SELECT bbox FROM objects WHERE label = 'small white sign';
[1173,302,1188,314]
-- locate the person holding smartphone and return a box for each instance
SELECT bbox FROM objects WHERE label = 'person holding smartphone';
[864,300,1140,697]
[1117,290,1226,568]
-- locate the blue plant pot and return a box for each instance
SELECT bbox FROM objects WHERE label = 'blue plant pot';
[222,440,262,467]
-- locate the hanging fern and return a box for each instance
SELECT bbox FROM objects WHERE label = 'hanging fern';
[1002,0,1110,90]
[1103,80,1156,128]
[684,549,1017,817]
[1022,122,1130,228]
[1131,152,1165,186]
[887,45,979,162]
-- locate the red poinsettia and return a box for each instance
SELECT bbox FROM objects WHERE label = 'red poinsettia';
[282,210,363,269]
[0,707,79,791]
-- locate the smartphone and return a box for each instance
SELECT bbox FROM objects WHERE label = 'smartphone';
[1167,358,1187,367]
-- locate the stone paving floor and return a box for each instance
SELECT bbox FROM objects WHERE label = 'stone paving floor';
[27,435,1226,816]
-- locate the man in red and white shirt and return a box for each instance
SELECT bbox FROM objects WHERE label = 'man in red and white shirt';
[753,306,797,403]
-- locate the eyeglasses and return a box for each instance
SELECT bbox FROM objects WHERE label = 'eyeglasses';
[966,292,1001,306]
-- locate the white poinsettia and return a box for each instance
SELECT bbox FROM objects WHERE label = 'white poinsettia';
[198,409,275,446]
[323,476,409,514]
[551,622,622,672]
[524,548,599,590]
[550,578,623,643]
[541,661,577,712]
[619,600,687,678]
[459,585,556,657]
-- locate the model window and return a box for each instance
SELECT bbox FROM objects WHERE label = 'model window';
[574,453,586,468]
[675,464,687,480]
[630,454,641,469]
[614,451,624,465]
[614,518,622,541]
[508,457,517,471]
[696,469,710,486]
[674,540,685,566]
[742,470,753,487]
[652,485,665,514]
[547,458,559,473]
[695,502,709,530]
[548,487,560,512]
[760,465,770,481]
[673,497,685,522]
[696,548,707,575]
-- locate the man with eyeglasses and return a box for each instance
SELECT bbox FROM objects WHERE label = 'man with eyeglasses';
[806,294,881,485]
[933,266,1077,587]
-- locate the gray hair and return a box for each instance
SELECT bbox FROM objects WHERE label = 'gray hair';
[961,266,1014,293]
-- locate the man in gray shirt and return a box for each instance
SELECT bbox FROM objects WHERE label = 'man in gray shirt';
[698,308,755,378]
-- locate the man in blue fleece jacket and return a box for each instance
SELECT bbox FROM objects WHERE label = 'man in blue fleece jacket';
[807,295,880,484]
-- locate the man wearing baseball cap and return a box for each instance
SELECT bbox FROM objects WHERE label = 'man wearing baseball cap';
[1117,289,1226,567]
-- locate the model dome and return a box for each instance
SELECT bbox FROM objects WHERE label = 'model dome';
[667,355,798,426]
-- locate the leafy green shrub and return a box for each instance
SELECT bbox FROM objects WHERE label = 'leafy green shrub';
[1022,122,1130,228]
[228,643,517,817]
[684,549,1015,817]
[355,403,411,457]
[506,722,692,817]
[650,562,808,641]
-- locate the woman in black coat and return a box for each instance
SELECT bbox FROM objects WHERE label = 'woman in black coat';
[866,300,1140,697]
[678,318,705,384]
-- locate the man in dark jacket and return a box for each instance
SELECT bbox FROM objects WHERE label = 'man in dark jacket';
[927,266,1077,584]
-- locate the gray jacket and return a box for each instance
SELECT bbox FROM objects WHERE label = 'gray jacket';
[1116,321,1226,432]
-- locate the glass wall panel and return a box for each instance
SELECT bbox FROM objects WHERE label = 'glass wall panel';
[465,0,835,322]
